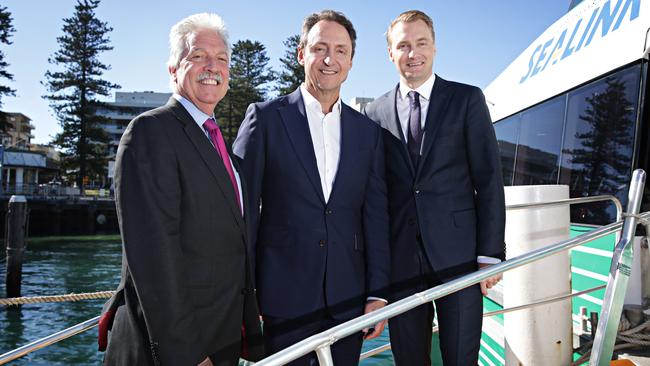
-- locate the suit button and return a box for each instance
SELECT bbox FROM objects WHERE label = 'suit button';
[408,218,416,225]
[414,186,420,194]
[319,240,326,247]
[326,209,333,215]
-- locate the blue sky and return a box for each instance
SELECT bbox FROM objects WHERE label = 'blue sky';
[1,0,569,144]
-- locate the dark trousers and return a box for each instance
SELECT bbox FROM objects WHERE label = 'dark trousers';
[389,247,483,366]
[263,313,363,366]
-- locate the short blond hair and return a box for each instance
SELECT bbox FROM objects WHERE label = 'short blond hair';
[386,10,435,46]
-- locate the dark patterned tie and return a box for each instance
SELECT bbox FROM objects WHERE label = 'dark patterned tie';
[407,91,422,166]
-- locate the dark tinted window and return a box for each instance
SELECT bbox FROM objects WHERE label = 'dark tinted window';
[559,65,641,224]
[513,96,566,185]
[494,115,520,186]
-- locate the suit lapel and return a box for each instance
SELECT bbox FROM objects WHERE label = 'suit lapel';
[168,99,245,230]
[384,85,415,176]
[416,75,453,178]
[327,104,355,203]
[278,89,326,205]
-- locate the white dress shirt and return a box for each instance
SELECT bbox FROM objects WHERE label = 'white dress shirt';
[395,77,499,265]
[300,85,341,203]
[172,94,244,215]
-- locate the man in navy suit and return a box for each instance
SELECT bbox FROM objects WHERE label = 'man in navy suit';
[234,10,390,366]
[364,10,505,366]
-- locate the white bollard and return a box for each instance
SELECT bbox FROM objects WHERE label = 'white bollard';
[504,185,572,366]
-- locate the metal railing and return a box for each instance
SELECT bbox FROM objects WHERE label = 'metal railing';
[254,170,645,365]
[0,317,100,364]
[0,173,641,365]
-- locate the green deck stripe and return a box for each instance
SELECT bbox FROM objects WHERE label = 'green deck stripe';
[569,226,616,251]
[570,251,612,274]
[572,296,603,315]
[481,332,504,355]
[571,273,607,294]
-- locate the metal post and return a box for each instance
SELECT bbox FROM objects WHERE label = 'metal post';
[315,345,334,366]
[5,195,28,298]
[589,169,646,365]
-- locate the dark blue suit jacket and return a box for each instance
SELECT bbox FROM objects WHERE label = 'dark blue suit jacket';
[364,76,505,286]
[233,88,390,320]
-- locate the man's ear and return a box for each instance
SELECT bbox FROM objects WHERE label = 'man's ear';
[297,47,305,66]
[168,65,177,83]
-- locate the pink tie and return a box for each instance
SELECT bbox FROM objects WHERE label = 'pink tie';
[203,118,242,214]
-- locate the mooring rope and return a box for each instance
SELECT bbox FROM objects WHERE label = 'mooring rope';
[572,319,650,365]
[0,291,115,306]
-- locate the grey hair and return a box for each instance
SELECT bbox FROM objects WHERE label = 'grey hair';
[167,13,231,71]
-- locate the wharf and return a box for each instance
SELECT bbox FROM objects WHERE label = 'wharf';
[0,195,118,237]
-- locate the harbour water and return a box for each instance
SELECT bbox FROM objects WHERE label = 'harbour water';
[0,237,438,365]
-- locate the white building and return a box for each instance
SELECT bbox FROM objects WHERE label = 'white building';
[96,91,171,158]
[95,91,171,186]
[349,97,374,112]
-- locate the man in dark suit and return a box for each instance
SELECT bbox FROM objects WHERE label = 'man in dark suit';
[233,10,390,366]
[364,10,505,366]
[100,13,262,366]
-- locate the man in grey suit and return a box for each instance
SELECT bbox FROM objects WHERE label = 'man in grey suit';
[364,10,505,366]
[100,13,262,366]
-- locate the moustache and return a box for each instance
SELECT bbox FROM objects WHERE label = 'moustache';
[197,72,223,84]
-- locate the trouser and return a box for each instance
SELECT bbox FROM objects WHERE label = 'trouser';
[263,312,363,366]
[389,245,483,366]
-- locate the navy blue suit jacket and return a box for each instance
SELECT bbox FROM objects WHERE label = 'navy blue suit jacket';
[364,76,505,285]
[233,88,390,320]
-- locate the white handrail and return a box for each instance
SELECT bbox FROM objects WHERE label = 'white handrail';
[0,187,634,365]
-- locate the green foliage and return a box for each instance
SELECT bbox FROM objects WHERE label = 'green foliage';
[276,34,304,96]
[43,0,120,190]
[0,5,15,107]
[0,5,15,132]
[216,39,275,144]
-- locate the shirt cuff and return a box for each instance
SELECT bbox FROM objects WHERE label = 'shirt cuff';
[367,296,388,304]
[477,256,501,265]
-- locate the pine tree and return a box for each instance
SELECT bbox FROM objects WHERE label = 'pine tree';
[216,40,275,144]
[276,34,304,95]
[43,0,120,191]
[564,77,634,223]
[0,5,15,108]
[0,5,16,132]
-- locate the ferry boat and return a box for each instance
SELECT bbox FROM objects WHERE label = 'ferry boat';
[480,0,649,364]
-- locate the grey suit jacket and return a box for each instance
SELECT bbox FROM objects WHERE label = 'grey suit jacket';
[102,98,263,366]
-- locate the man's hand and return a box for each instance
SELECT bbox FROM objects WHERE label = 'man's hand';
[198,357,213,366]
[362,300,387,340]
[479,262,502,296]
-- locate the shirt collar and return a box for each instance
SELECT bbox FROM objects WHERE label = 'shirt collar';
[300,84,342,116]
[398,73,436,101]
[172,94,215,127]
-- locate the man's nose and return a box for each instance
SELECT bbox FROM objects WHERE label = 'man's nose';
[205,56,219,71]
[324,55,332,66]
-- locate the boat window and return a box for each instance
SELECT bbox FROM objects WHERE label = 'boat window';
[559,65,641,224]
[494,115,520,186]
[513,96,566,186]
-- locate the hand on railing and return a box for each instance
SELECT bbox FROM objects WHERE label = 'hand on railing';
[478,262,503,296]
[362,300,387,340]
[197,357,213,366]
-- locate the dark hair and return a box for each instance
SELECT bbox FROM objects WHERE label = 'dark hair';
[386,10,435,46]
[299,10,357,58]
